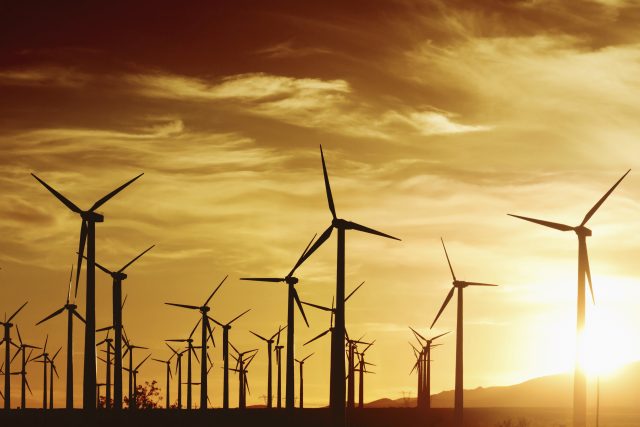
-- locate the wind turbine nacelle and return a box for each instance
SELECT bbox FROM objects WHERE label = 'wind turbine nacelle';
[574,225,592,237]
[286,277,299,285]
[82,211,104,223]
[333,218,347,228]
[114,272,127,280]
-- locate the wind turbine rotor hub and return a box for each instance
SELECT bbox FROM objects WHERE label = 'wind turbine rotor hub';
[454,281,467,288]
[113,272,127,280]
[333,218,346,228]
[286,277,298,285]
[201,306,210,313]
[81,211,104,222]
[574,225,592,236]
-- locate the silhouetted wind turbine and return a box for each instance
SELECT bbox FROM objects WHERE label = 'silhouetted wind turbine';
[1,301,28,409]
[152,351,176,409]
[36,265,86,408]
[299,145,400,418]
[295,353,313,408]
[229,345,257,409]
[32,172,143,409]
[47,347,61,409]
[122,329,148,410]
[241,236,315,409]
[249,325,285,408]
[165,343,185,408]
[356,342,375,409]
[346,334,371,409]
[209,308,251,409]
[89,244,154,409]
[96,326,115,409]
[166,323,201,410]
[33,335,48,409]
[124,354,150,409]
[274,326,284,409]
[508,169,630,427]
[410,327,448,410]
[11,326,39,409]
[431,238,498,427]
[165,275,225,410]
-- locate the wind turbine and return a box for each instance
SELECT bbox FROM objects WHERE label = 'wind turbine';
[431,238,498,427]
[36,265,86,408]
[249,325,285,408]
[409,327,448,410]
[229,345,257,409]
[165,275,225,410]
[124,354,150,409]
[1,301,28,409]
[298,145,400,418]
[508,169,630,427]
[11,326,39,409]
[209,308,251,409]
[165,324,201,410]
[47,347,62,409]
[166,343,186,408]
[32,172,143,409]
[89,244,154,409]
[241,235,315,409]
[274,327,284,409]
[122,329,148,410]
[96,326,115,409]
[295,353,313,408]
[356,342,375,409]
[152,351,176,409]
[33,335,49,409]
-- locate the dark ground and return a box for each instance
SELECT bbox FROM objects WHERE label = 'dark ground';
[0,407,637,427]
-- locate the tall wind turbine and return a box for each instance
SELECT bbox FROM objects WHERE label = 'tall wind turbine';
[508,169,630,427]
[356,342,375,409]
[229,346,257,409]
[1,301,28,409]
[249,325,285,408]
[431,238,498,427]
[47,347,62,409]
[165,275,225,410]
[241,235,315,409]
[33,335,49,409]
[32,172,143,408]
[90,244,154,409]
[166,343,185,408]
[274,327,284,409]
[209,308,251,409]
[166,325,201,410]
[96,326,115,409]
[36,265,86,408]
[11,326,39,409]
[295,353,313,408]
[299,145,400,418]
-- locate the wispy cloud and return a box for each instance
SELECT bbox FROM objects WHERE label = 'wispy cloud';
[0,66,88,87]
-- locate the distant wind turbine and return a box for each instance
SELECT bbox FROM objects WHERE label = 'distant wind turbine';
[431,238,498,427]
[1,301,28,409]
[11,325,39,409]
[249,325,286,408]
[295,353,313,408]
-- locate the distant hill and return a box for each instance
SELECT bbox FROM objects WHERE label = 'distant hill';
[368,361,640,408]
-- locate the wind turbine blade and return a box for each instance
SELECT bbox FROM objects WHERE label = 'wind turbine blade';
[89,173,144,212]
[275,325,285,346]
[300,225,333,265]
[10,348,20,364]
[35,307,66,326]
[250,331,268,342]
[121,294,128,311]
[302,353,314,362]
[507,214,573,232]
[165,302,200,310]
[208,316,224,328]
[301,301,332,312]
[431,287,455,329]
[293,288,310,327]
[92,259,112,276]
[206,320,216,347]
[72,309,86,324]
[304,329,330,346]
[16,324,23,346]
[228,308,251,326]
[229,341,239,355]
[66,264,74,305]
[347,221,401,241]
[409,326,427,343]
[320,145,337,219]
[136,354,151,370]
[75,220,87,298]
[25,377,33,395]
[8,301,28,322]
[31,173,82,213]
[585,247,595,305]
[204,275,228,307]
[440,238,457,282]
[96,325,113,332]
[581,169,631,226]
[240,277,283,283]
[345,281,365,302]
[288,233,317,277]
[118,244,154,273]
[165,343,178,355]
[330,297,335,328]
[431,331,451,341]
[189,318,202,339]
[52,347,62,361]
[465,282,499,287]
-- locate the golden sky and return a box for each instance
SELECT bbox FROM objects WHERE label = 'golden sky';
[2,0,640,408]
